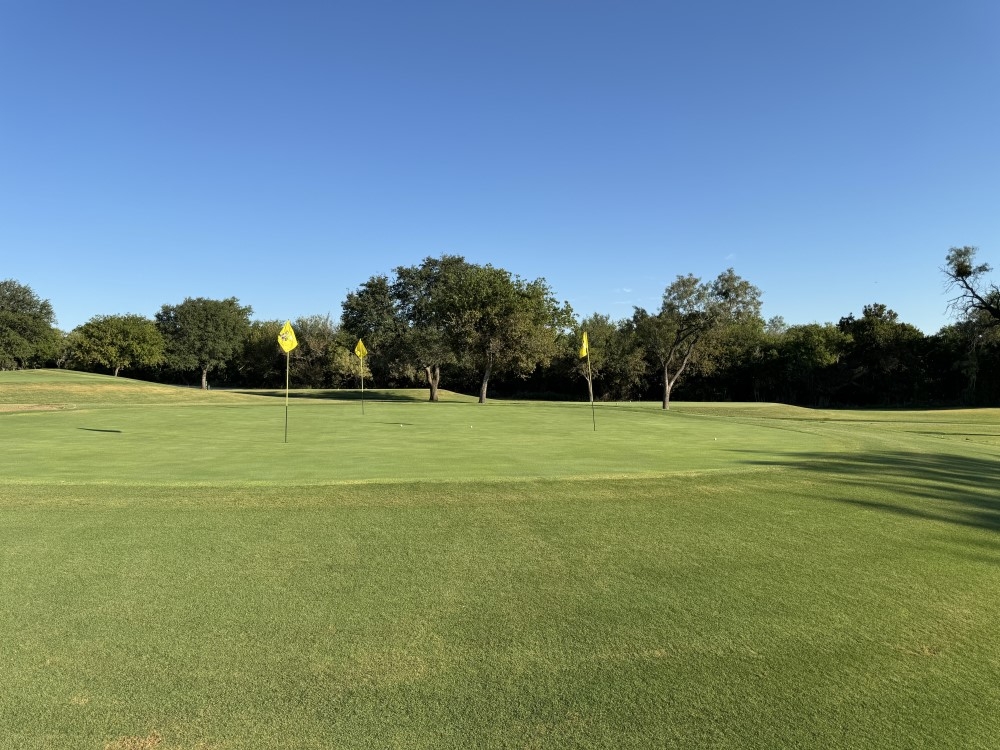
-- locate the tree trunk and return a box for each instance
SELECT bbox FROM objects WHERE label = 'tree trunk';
[585,374,594,403]
[114,366,121,377]
[201,367,209,390]
[478,362,492,404]
[425,364,440,402]
[661,341,697,410]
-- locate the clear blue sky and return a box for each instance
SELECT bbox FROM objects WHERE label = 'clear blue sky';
[2,0,998,334]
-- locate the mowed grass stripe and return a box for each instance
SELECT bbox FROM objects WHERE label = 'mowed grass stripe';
[1,476,998,749]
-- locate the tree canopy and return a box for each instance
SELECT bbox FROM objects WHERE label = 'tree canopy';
[634,269,761,409]
[0,279,59,370]
[343,256,573,403]
[155,297,252,389]
[838,303,927,404]
[434,260,573,403]
[70,314,165,376]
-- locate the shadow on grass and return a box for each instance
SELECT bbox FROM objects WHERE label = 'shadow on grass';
[738,449,1000,533]
[78,428,123,433]
[233,389,430,402]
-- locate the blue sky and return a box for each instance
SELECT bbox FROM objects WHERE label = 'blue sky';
[2,0,998,334]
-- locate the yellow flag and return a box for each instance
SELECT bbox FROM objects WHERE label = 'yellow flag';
[355,339,367,358]
[278,321,298,353]
[579,331,589,359]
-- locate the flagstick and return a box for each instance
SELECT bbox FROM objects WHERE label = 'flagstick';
[284,350,290,443]
[360,355,365,415]
[587,351,596,431]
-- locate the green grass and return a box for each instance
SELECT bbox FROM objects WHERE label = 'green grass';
[1,370,999,749]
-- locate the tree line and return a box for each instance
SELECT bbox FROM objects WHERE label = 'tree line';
[2,248,999,407]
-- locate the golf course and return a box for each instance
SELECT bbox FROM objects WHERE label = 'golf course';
[2,369,998,749]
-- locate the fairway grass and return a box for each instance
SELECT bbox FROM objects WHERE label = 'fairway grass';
[1,371,999,749]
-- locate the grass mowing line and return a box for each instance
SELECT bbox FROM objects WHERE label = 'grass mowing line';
[0,464,795,496]
[0,403,76,413]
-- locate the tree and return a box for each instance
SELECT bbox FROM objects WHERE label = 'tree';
[434,261,574,403]
[943,246,1000,324]
[0,279,60,369]
[771,323,849,405]
[575,315,613,402]
[286,314,362,388]
[391,257,465,401]
[70,314,165,376]
[685,314,768,402]
[234,320,285,388]
[341,263,453,400]
[929,317,1000,405]
[341,255,574,403]
[635,269,761,409]
[155,297,252,389]
[341,274,408,388]
[837,303,927,405]
[573,314,646,402]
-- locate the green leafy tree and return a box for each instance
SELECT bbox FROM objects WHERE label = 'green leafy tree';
[155,297,252,389]
[56,329,83,369]
[635,269,761,409]
[392,255,475,401]
[685,315,768,402]
[343,256,573,403]
[391,256,469,401]
[573,314,646,402]
[928,316,1000,405]
[0,279,60,369]
[341,274,408,388]
[435,261,574,403]
[342,261,456,401]
[341,267,446,396]
[777,323,849,404]
[837,303,927,404]
[288,314,362,388]
[234,320,284,388]
[575,315,612,402]
[70,314,165,376]
[730,322,849,405]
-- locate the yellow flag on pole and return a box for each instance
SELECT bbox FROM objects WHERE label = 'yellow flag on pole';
[278,321,298,353]
[355,339,367,358]
[579,331,589,359]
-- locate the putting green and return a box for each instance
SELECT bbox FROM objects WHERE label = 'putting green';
[3,370,996,487]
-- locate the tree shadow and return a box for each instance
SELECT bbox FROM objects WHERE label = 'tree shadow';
[737,449,1000,533]
[233,389,428,402]
[911,431,1000,438]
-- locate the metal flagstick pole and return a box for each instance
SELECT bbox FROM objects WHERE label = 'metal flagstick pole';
[284,350,290,443]
[587,350,596,431]
[277,321,298,443]
[355,339,368,416]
